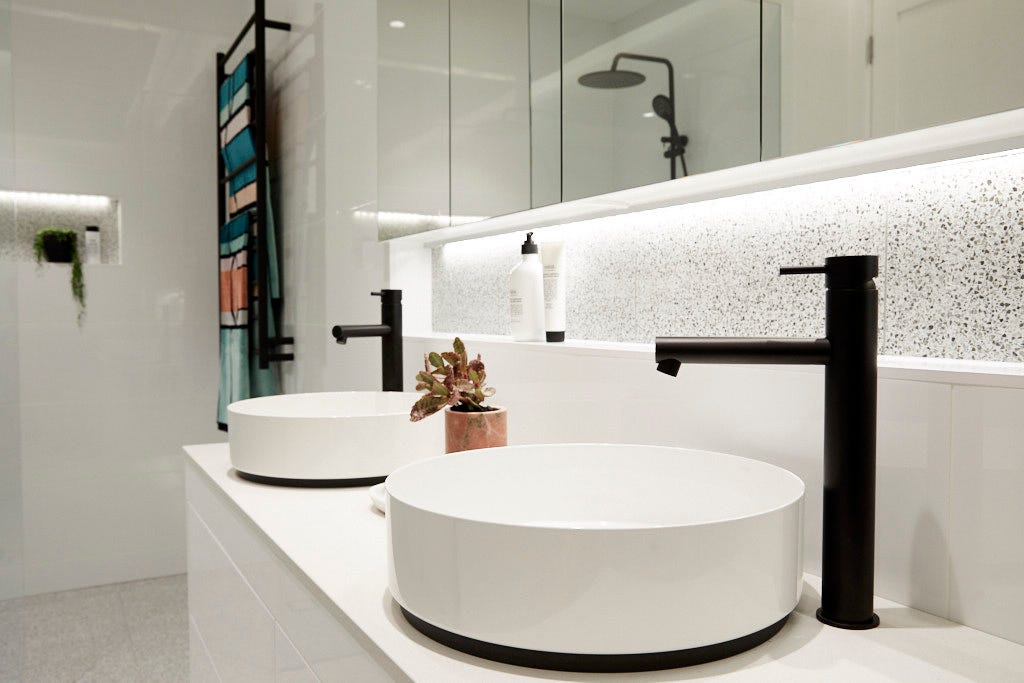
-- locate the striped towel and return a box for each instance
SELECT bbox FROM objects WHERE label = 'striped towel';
[217,205,280,429]
[217,52,281,430]
[218,55,251,126]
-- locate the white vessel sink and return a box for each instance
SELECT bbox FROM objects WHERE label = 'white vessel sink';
[228,392,443,486]
[386,443,804,672]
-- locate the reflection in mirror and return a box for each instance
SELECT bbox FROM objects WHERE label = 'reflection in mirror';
[764,0,1024,159]
[377,0,1024,240]
[561,0,763,201]
[450,0,531,223]
[378,0,555,239]
[377,0,451,239]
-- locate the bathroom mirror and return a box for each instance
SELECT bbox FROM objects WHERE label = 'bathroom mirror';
[561,0,762,201]
[377,0,1024,239]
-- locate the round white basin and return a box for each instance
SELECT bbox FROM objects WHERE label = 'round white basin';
[386,443,804,671]
[228,392,443,485]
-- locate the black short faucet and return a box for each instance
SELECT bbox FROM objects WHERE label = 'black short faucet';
[332,289,403,392]
[655,255,880,630]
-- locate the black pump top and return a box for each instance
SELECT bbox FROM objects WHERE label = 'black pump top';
[521,232,539,255]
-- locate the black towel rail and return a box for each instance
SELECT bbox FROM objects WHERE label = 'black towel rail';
[216,0,293,370]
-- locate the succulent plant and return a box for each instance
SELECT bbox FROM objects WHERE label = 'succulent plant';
[410,337,496,421]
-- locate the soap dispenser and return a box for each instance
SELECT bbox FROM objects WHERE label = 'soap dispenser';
[510,232,545,341]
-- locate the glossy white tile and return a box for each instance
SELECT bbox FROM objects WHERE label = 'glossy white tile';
[21,470,186,594]
[874,378,952,617]
[3,0,250,599]
[949,385,1024,645]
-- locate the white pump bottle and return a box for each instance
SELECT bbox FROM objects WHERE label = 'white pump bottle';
[509,232,545,341]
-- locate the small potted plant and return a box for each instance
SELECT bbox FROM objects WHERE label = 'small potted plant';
[33,228,85,323]
[410,337,507,453]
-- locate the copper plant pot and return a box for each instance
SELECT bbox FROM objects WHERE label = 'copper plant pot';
[444,406,507,454]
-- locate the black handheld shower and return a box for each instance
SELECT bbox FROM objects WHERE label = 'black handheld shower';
[652,94,688,177]
[651,94,676,128]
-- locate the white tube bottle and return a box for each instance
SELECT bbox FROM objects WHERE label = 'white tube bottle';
[509,232,545,341]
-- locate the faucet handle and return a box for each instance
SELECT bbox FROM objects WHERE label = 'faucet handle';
[781,256,878,288]
[779,265,826,276]
[370,289,403,303]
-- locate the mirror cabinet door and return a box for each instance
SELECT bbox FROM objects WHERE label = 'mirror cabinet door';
[562,0,763,201]
[377,0,451,239]
[450,0,532,223]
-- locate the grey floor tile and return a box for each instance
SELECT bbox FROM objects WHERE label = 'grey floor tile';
[0,573,188,683]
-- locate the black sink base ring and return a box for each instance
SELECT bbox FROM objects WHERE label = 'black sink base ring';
[234,470,386,488]
[816,608,880,630]
[400,607,789,673]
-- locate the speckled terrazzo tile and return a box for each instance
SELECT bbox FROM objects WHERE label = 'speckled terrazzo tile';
[122,580,188,683]
[883,166,959,357]
[431,149,1024,362]
[432,232,520,335]
[938,155,1024,362]
[640,181,885,341]
[562,216,645,342]
[12,196,119,265]
[0,600,25,681]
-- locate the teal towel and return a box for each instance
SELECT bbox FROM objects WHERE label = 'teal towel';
[219,84,250,127]
[229,163,257,196]
[217,170,282,430]
[216,52,282,431]
[218,55,251,111]
[222,128,256,173]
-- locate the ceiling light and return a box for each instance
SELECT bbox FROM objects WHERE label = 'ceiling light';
[642,111,655,118]
[389,20,405,29]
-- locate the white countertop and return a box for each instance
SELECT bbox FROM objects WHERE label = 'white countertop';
[184,443,1024,682]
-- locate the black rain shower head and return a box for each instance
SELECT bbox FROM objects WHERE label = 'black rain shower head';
[578,69,646,89]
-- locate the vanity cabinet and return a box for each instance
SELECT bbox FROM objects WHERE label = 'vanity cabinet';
[185,462,399,682]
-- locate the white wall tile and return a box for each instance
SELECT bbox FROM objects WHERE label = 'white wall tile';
[4,0,243,598]
[949,385,1024,644]
[874,378,952,618]
[21,470,186,594]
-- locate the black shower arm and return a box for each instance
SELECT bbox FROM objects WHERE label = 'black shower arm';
[610,53,675,106]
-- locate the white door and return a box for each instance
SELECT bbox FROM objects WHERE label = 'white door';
[871,0,1024,137]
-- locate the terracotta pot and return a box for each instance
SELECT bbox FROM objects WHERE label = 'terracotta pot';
[444,406,507,454]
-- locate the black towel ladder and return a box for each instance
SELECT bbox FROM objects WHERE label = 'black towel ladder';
[216,0,294,370]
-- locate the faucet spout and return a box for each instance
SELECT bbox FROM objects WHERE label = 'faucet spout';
[654,255,880,630]
[332,290,403,392]
[655,337,830,366]
[332,324,391,344]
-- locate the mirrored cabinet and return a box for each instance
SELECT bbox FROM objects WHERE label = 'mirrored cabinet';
[377,0,1024,239]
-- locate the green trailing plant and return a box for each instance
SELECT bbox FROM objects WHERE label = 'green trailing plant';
[33,228,85,323]
[410,336,496,421]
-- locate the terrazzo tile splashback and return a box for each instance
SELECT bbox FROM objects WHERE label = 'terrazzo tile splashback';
[0,192,120,264]
[433,149,1024,362]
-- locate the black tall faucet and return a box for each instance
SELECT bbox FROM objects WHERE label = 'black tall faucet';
[332,289,403,392]
[655,255,880,630]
